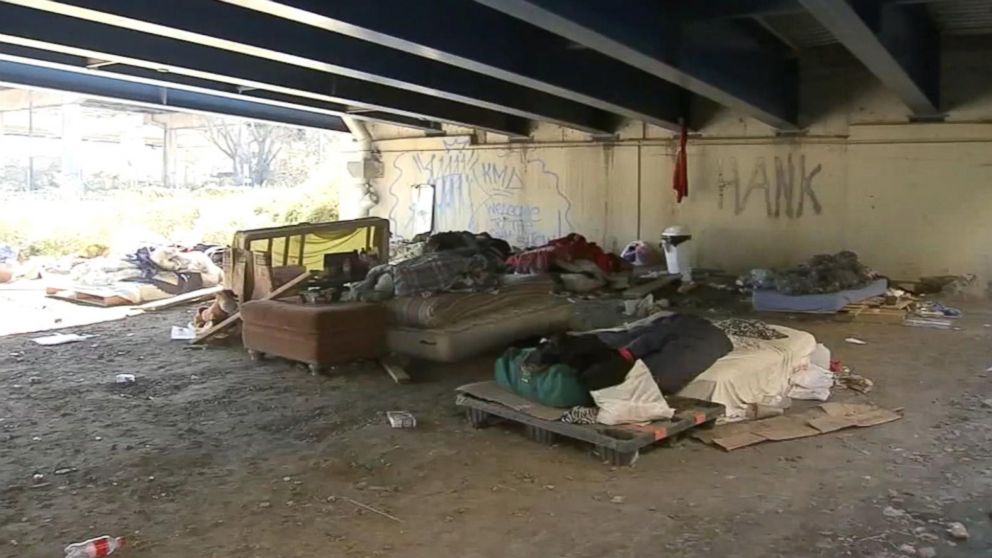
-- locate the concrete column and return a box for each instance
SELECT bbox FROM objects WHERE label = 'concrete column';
[161,123,176,188]
[27,90,34,190]
[60,100,83,193]
[341,116,381,219]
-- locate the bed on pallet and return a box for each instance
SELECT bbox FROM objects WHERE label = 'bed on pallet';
[678,324,818,421]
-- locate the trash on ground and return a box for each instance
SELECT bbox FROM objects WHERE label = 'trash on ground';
[835,366,874,394]
[32,333,94,346]
[170,324,196,340]
[914,301,961,319]
[915,274,975,295]
[788,364,835,401]
[115,374,136,384]
[64,535,126,558]
[386,411,417,428]
[883,505,907,518]
[845,337,867,345]
[904,317,954,329]
[946,522,969,540]
[339,496,402,522]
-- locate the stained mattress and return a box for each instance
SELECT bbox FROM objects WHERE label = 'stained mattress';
[386,300,573,362]
[677,325,817,421]
[384,275,555,328]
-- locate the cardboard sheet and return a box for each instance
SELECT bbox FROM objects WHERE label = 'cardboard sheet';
[712,432,767,451]
[694,402,902,451]
[455,380,568,421]
[807,415,857,433]
[751,415,822,441]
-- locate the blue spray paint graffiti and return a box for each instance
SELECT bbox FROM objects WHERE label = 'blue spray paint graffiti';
[387,140,573,246]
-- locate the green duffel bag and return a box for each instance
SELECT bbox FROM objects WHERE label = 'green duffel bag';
[494,347,592,408]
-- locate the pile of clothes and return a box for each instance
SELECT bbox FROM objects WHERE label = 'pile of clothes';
[122,245,224,293]
[507,234,625,275]
[496,313,753,426]
[742,251,876,295]
[41,244,225,305]
[379,231,634,299]
[348,231,509,301]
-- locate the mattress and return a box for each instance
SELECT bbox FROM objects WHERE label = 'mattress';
[752,278,888,313]
[677,325,817,421]
[384,275,556,328]
[386,301,573,362]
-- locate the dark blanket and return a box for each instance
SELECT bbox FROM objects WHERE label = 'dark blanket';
[595,314,733,394]
[422,230,512,263]
[523,332,635,392]
[524,313,733,395]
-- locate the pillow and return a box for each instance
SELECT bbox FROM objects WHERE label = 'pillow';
[591,360,674,425]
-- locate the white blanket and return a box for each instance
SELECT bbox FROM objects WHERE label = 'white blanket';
[677,325,817,421]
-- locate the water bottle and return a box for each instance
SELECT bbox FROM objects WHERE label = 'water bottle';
[64,535,126,558]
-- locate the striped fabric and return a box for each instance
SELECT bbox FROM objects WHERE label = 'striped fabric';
[384,276,557,328]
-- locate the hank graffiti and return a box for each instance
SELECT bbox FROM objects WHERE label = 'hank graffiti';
[717,154,823,217]
[388,139,573,246]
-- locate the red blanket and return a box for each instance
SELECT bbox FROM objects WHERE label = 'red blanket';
[507,234,622,274]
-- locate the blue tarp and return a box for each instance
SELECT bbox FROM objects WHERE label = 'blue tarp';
[752,278,888,313]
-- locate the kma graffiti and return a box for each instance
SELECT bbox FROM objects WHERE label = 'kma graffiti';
[387,141,573,246]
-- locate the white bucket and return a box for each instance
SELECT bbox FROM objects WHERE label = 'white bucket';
[661,225,692,281]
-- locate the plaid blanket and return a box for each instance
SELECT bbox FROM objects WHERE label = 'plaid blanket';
[392,252,500,297]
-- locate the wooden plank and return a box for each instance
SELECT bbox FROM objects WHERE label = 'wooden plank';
[379,354,412,384]
[48,291,129,307]
[252,251,274,300]
[138,285,223,311]
[191,270,311,345]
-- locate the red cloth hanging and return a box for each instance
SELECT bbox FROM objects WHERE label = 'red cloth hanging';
[673,121,688,203]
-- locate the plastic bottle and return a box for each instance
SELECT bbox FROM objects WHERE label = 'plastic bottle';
[64,535,126,558]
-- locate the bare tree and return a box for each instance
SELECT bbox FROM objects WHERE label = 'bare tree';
[205,120,293,187]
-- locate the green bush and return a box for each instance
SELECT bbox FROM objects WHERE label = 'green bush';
[0,183,340,257]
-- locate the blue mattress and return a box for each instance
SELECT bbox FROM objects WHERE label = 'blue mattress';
[752,278,888,313]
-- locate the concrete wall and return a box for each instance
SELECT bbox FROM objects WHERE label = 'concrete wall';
[367,39,992,291]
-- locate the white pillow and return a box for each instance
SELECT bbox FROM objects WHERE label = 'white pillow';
[591,360,675,425]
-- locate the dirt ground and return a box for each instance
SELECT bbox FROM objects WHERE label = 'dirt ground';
[1,301,990,558]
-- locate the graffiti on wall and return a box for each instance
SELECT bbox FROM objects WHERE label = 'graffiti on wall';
[717,154,823,217]
[386,137,573,245]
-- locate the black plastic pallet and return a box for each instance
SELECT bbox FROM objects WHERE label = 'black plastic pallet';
[456,394,724,465]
